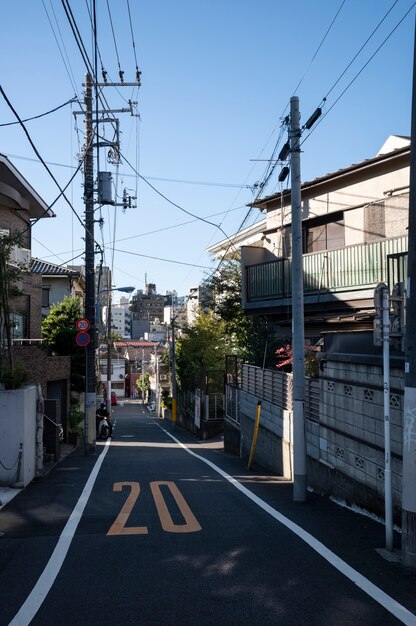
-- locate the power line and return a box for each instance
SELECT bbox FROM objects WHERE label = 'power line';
[106,0,123,80]
[42,0,80,97]
[302,1,415,144]
[0,96,78,127]
[323,0,400,103]
[118,148,241,255]
[0,84,102,254]
[112,248,211,269]
[291,0,347,96]
[1,151,248,189]
[126,0,141,84]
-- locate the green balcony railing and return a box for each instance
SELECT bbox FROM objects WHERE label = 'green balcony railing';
[246,235,408,302]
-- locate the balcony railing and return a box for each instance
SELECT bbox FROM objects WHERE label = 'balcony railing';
[246,235,408,302]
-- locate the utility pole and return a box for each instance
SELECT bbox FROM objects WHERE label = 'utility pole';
[290,96,307,502]
[402,15,416,569]
[171,317,177,426]
[141,347,145,404]
[84,72,96,454]
[76,69,139,453]
[106,292,113,414]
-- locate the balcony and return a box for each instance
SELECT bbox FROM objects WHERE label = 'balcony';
[242,235,408,319]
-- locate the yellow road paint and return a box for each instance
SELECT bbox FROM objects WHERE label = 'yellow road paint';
[150,481,202,533]
[107,482,148,536]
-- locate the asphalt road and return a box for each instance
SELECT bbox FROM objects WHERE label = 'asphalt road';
[0,401,415,626]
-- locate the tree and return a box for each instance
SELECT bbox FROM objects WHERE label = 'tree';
[176,310,231,391]
[206,258,272,366]
[0,232,24,374]
[42,296,85,391]
[136,372,150,399]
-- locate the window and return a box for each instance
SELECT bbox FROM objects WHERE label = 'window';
[11,313,27,339]
[42,288,50,307]
[303,212,344,253]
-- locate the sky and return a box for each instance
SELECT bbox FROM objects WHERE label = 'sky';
[0,0,414,302]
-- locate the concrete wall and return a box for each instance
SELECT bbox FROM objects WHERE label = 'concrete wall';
[232,360,404,520]
[239,389,292,478]
[0,385,37,486]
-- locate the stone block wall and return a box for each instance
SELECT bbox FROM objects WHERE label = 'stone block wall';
[317,358,403,511]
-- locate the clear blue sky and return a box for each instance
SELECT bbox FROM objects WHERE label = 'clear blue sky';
[0,0,414,300]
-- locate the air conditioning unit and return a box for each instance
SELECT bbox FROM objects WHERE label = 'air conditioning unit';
[9,246,31,267]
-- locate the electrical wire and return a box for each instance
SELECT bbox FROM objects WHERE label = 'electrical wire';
[126,0,141,83]
[42,0,80,97]
[323,0,400,103]
[0,152,249,189]
[0,85,102,255]
[61,0,93,75]
[302,1,415,144]
[106,0,123,77]
[0,96,77,127]
[117,148,240,255]
[291,0,347,97]
[112,248,211,269]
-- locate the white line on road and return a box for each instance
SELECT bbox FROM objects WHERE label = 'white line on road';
[158,425,416,626]
[8,441,111,626]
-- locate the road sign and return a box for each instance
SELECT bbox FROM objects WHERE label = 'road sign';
[76,331,90,347]
[76,317,90,331]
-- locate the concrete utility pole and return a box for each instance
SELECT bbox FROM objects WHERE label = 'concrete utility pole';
[290,96,307,502]
[402,16,416,569]
[76,68,139,453]
[84,72,97,454]
[106,292,113,414]
[171,317,177,426]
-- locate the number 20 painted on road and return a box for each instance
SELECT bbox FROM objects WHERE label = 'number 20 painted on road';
[107,481,202,536]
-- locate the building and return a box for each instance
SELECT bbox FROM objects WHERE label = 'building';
[130,283,165,338]
[186,284,212,326]
[209,136,409,339]
[108,296,131,339]
[0,154,71,436]
[30,258,85,318]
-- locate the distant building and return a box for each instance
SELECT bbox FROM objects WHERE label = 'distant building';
[130,282,165,335]
[187,284,212,325]
[107,296,131,339]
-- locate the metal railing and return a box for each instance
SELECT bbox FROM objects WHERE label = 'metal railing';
[246,235,408,302]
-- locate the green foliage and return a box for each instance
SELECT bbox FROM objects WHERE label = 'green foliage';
[69,403,84,434]
[42,296,85,391]
[136,372,150,394]
[0,363,29,389]
[0,231,25,373]
[205,259,272,366]
[176,310,231,391]
[160,388,172,409]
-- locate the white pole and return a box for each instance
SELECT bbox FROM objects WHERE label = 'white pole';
[382,286,393,551]
[290,96,307,502]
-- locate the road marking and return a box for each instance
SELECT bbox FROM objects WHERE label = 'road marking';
[8,440,111,626]
[158,425,416,626]
[107,482,148,536]
[150,481,201,533]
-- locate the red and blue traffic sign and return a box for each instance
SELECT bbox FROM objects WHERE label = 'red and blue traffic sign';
[75,331,90,347]
[76,317,90,332]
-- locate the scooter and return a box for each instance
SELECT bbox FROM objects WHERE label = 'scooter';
[96,412,111,439]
